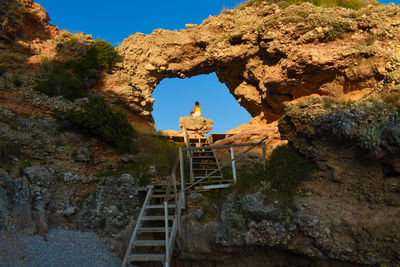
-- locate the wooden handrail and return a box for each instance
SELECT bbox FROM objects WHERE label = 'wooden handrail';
[184,137,269,192]
[122,186,153,267]
[183,137,269,151]
[164,156,180,203]
[182,123,192,151]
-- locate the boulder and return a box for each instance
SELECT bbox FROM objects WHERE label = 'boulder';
[179,116,213,137]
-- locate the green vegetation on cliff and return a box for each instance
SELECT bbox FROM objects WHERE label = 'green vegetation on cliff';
[52,98,136,151]
[231,144,317,201]
[34,39,120,100]
[281,75,400,156]
[243,0,367,10]
[34,68,85,100]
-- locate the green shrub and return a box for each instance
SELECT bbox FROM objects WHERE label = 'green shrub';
[297,11,309,18]
[34,69,85,100]
[229,167,260,193]
[357,111,400,152]
[64,34,79,46]
[231,144,317,203]
[383,111,400,146]
[265,144,316,193]
[34,39,120,99]
[140,135,184,176]
[200,189,231,223]
[52,98,136,150]
[325,21,349,42]
[241,0,366,10]
[0,65,6,76]
[0,142,20,165]
[358,122,384,151]
[11,73,22,87]
[86,40,121,74]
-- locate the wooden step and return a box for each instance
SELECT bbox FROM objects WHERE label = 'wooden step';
[193,162,217,165]
[192,156,215,159]
[195,184,232,190]
[193,168,219,171]
[147,204,176,209]
[194,176,223,179]
[150,194,166,198]
[138,227,171,233]
[127,253,165,262]
[142,215,174,221]
[154,189,167,192]
[133,240,166,246]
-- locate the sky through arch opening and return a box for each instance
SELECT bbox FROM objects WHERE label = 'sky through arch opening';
[152,73,252,134]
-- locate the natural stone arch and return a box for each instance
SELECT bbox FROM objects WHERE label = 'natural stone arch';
[113,3,397,129]
[151,73,252,133]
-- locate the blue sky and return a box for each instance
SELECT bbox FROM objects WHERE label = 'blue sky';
[36,0,399,133]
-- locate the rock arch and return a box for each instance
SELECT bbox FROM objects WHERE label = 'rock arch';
[114,3,398,129]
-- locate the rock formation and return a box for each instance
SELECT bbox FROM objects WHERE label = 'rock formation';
[1,1,400,266]
[0,0,58,43]
[179,116,213,136]
[215,121,287,154]
[115,2,400,127]
[163,116,213,138]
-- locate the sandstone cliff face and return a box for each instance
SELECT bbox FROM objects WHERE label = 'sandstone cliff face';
[0,0,58,43]
[116,2,400,126]
[272,80,400,265]
[0,0,145,244]
[1,1,400,266]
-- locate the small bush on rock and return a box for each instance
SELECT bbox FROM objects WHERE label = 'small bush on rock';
[324,21,349,42]
[242,0,366,10]
[0,142,20,165]
[265,144,317,194]
[314,97,400,154]
[86,40,121,74]
[358,122,385,153]
[34,39,120,99]
[11,73,22,87]
[52,98,136,151]
[34,69,85,100]
[232,144,317,203]
[63,34,79,46]
[140,135,184,176]
[0,65,6,76]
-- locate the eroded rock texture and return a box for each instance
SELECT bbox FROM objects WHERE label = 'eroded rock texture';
[0,0,58,43]
[115,2,400,126]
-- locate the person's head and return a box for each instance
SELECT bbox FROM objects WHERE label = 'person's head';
[195,101,199,106]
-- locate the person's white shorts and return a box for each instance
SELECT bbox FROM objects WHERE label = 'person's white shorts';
[193,111,202,117]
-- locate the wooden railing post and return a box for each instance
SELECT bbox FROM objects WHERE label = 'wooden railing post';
[262,141,266,170]
[122,186,153,267]
[230,147,237,184]
[164,201,169,264]
[182,137,269,192]
[179,147,185,208]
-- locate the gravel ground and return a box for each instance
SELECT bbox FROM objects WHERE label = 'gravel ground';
[0,228,122,267]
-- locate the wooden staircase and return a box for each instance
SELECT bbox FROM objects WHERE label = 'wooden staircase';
[122,182,182,267]
[121,123,268,267]
[190,142,231,190]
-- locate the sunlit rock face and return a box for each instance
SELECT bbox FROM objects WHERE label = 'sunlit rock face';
[179,116,213,137]
[0,0,59,43]
[162,116,213,138]
[116,2,400,126]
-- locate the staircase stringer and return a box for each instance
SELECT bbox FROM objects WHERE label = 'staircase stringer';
[121,185,154,267]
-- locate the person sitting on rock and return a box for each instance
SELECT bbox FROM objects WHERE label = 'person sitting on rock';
[190,101,202,117]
